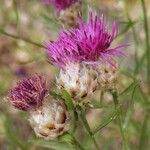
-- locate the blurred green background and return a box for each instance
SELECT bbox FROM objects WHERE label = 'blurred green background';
[0,0,150,150]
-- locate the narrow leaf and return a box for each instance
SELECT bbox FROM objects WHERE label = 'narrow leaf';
[61,90,74,111]
[30,139,74,150]
[93,109,119,135]
[119,80,139,96]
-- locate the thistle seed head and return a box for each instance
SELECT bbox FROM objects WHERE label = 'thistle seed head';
[29,99,70,140]
[57,62,99,99]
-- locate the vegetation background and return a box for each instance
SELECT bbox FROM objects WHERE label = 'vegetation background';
[0,0,149,150]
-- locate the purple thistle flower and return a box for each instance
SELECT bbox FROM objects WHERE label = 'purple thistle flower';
[46,9,125,69]
[42,0,77,11]
[8,74,48,111]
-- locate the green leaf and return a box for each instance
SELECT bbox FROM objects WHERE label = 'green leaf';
[134,52,146,74]
[41,13,61,29]
[123,83,139,129]
[30,139,74,150]
[118,80,140,96]
[93,109,119,135]
[59,132,74,145]
[82,1,88,22]
[119,19,137,36]
[61,90,74,111]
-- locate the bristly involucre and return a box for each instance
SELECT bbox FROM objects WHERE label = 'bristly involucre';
[29,99,70,139]
[8,74,48,111]
[42,0,77,11]
[46,9,125,69]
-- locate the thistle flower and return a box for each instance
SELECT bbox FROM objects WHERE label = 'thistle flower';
[29,99,69,139]
[42,0,81,28]
[42,0,77,11]
[8,74,48,111]
[8,74,70,139]
[46,9,125,98]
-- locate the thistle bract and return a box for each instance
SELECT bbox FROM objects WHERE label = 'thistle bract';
[8,74,48,111]
[97,59,119,90]
[57,63,98,99]
[29,99,70,139]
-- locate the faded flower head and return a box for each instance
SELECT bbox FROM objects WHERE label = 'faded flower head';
[29,99,69,139]
[42,0,77,11]
[8,74,48,111]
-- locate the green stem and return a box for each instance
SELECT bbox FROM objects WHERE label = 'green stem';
[79,107,99,150]
[0,28,45,48]
[141,0,150,94]
[112,91,129,150]
[13,0,19,27]
[138,111,149,150]
[69,133,85,150]
[93,108,118,135]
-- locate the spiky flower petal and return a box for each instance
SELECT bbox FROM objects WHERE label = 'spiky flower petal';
[8,74,48,111]
[46,10,124,69]
[29,99,69,139]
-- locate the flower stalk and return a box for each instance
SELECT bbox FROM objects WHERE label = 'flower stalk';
[141,0,150,94]
[78,106,99,150]
[112,90,129,150]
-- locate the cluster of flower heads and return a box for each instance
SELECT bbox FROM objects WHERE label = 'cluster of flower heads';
[46,9,125,99]
[8,74,69,139]
[8,3,125,140]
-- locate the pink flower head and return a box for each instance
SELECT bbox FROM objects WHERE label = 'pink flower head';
[8,74,48,111]
[42,0,77,11]
[46,9,125,69]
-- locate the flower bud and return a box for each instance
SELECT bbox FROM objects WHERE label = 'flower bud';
[58,1,82,28]
[29,99,70,139]
[97,60,119,90]
[57,63,99,99]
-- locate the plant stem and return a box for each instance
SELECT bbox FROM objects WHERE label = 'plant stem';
[13,0,19,27]
[69,133,85,150]
[112,91,129,150]
[0,28,45,48]
[141,0,150,94]
[138,111,149,150]
[93,108,118,135]
[79,107,99,150]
